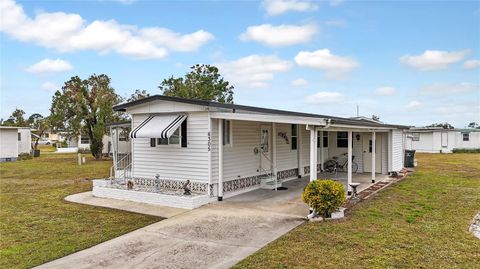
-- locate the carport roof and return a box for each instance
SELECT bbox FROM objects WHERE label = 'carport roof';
[113,95,409,129]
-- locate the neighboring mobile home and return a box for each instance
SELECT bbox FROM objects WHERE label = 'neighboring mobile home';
[93,96,409,209]
[0,126,31,162]
[405,127,480,153]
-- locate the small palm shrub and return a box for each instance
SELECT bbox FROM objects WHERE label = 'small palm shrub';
[302,179,346,218]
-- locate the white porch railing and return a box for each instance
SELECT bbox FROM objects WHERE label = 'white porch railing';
[109,152,131,184]
[259,150,280,190]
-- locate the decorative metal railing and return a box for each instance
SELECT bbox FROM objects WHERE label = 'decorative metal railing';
[109,153,131,183]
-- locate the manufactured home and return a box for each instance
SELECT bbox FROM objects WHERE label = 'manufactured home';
[405,127,480,153]
[92,96,409,209]
[0,126,31,162]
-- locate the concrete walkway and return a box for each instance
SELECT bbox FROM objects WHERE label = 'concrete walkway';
[66,192,189,218]
[40,174,392,268]
[38,183,307,269]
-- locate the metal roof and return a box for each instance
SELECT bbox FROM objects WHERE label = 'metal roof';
[113,95,409,129]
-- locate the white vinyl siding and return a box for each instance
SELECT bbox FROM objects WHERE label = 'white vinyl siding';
[222,120,262,181]
[211,118,218,183]
[276,123,299,173]
[17,129,32,154]
[0,129,19,159]
[352,132,363,173]
[301,126,310,170]
[391,129,404,171]
[132,112,209,181]
[381,133,388,174]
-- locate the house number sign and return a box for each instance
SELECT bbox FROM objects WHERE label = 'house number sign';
[207,132,211,151]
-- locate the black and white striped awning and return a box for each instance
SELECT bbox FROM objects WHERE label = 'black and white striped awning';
[129,114,187,139]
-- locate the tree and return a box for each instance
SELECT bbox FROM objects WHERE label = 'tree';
[28,113,44,127]
[31,116,50,150]
[427,122,454,129]
[159,64,234,103]
[127,89,150,102]
[468,122,480,129]
[1,108,27,127]
[50,74,122,159]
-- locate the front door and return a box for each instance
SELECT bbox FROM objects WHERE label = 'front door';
[363,133,381,173]
[260,125,272,172]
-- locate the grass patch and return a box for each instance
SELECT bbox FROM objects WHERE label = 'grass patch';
[0,153,162,269]
[234,153,480,268]
[37,145,57,153]
[452,148,480,153]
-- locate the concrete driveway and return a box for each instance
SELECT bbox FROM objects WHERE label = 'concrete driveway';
[37,179,308,269]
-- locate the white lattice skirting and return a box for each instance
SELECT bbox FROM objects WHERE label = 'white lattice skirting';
[92,180,214,209]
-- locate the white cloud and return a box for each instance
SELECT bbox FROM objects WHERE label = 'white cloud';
[140,28,214,52]
[305,91,345,104]
[294,49,359,78]
[262,0,318,16]
[26,59,73,74]
[463,59,480,70]
[0,0,214,59]
[240,24,317,47]
[374,86,396,96]
[399,49,469,71]
[41,82,59,92]
[406,100,422,109]
[291,78,308,86]
[421,82,479,95]
[218,55,292,88]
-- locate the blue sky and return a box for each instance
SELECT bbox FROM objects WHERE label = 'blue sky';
[1,0,479,127]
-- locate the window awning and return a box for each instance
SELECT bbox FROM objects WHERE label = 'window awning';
[129,114,187,139]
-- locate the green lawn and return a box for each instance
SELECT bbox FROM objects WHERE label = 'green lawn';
[234,153,480,268]
[0,153,162,269]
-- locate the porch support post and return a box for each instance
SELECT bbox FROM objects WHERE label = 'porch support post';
[372,130,376,183]
[272,122,277,190]
[111,127,116,171]
[320,130,324,172]
[297,125,303,178]
[218,119,224,201]
[347,130,353,195]
[309,127,318,182]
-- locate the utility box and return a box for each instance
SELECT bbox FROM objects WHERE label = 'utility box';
[404,150,416,168]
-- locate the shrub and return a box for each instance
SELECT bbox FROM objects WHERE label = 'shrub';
[17,153,33,161]
[452,148,480,153]
[302,179,346,218]
[61,140,68,148]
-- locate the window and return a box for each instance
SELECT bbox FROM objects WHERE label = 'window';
[118,128,129,142]
[337,132,348,148]
[463,133,469,141]
[181,120,187,148]
[291,124,298,150]
[223,120,231,146]
[18,133,21,141]
[80,136,90,144]
[411,133,420,141]
[157,127,180,145]
[317,131,328,148]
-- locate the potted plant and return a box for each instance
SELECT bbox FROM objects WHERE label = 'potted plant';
[302,179,346,220]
